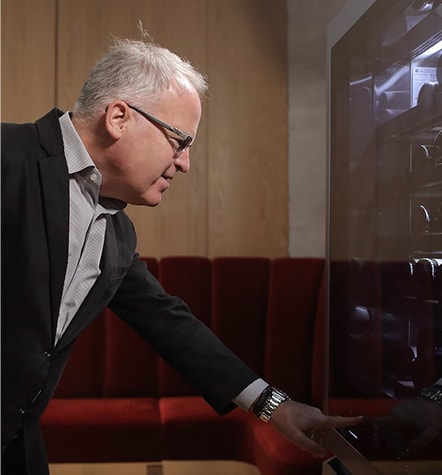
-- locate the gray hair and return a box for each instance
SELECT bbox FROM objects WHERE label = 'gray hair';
[73,36,208,120]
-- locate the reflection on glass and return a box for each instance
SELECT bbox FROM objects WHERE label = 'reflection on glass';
[327,0,442,473]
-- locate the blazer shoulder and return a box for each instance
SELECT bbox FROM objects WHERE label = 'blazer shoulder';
[1,121,41,184]
[1,109,65,171]
[2,121,39,152]
[1,110,68,210]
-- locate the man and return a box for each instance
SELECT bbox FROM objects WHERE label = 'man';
[1,36,362,475]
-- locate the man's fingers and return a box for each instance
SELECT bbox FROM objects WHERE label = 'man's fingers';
[325,415,364,429]
[297,431,328,458]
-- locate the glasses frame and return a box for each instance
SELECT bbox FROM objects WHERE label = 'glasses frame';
[127,103,193,153]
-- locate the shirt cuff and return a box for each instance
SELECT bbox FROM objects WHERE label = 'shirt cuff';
[232,378,269,411]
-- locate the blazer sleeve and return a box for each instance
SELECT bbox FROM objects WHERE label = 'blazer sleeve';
[107,255,259,415]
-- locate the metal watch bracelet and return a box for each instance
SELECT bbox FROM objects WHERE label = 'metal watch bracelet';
[256,387,290,422]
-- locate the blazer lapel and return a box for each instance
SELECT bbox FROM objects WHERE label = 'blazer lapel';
[36,110,70,339]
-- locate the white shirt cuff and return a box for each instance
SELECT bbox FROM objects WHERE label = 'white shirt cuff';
[232,378,269,411]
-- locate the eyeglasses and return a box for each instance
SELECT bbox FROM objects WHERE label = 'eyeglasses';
[127,103,193,154]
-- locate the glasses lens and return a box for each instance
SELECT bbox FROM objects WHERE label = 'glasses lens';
[177,136,192,152]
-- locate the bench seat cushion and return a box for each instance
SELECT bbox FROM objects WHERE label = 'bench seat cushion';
[159,396,252,462]
[41,398,162,462]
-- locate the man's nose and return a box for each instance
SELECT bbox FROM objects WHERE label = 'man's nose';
[174,150,191,173]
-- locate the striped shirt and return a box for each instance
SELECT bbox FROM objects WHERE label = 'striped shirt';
[55,112,123,344]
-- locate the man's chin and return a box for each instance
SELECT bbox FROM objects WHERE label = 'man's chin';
[125,195,161,207]
[128,188,167,207]
[141,193,164,207]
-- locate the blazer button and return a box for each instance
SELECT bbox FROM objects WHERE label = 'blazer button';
[44,351,51,358]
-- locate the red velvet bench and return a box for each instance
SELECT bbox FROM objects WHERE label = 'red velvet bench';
[41,256,328,475]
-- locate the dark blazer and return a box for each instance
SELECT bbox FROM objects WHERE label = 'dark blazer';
[1,109,258,474]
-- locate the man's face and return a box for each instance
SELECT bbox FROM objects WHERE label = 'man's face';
[100,86,202,206]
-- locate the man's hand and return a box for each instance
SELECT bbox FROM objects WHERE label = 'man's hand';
[270,399,363,457]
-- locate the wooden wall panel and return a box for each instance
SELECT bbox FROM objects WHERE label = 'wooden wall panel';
[1,0,56,122]
[207,0,288,257]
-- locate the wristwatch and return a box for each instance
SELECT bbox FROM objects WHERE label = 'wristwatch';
[418,383,442,407]
[253,386,291,422]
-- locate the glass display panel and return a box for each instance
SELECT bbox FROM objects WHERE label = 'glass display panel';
[327,1,442,472]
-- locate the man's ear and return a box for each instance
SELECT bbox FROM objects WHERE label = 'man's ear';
[104,101,131,140]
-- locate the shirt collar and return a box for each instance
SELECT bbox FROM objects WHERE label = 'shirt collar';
[59,111,97,175]
[59,112,126,214]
